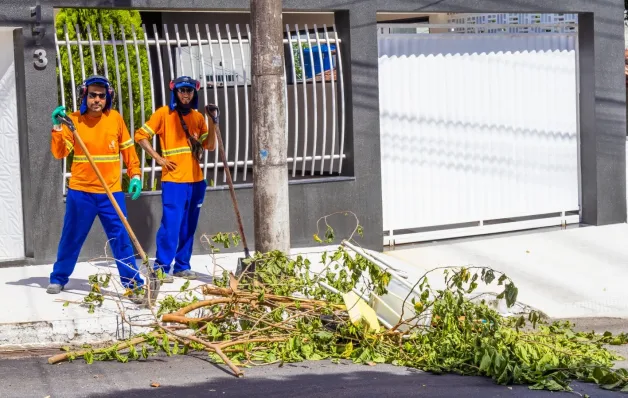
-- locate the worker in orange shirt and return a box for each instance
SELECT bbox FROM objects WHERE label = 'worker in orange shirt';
[48,75,144,302]
[135,76,217,286]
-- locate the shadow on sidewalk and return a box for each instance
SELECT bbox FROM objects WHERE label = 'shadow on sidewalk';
[4,276,93,293]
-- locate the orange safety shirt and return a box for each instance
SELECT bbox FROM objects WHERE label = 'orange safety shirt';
[134,106,215,183]
[50,109,141,194]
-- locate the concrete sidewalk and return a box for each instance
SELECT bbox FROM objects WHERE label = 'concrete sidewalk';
[385,223,628,319]
[0,246,336,350]
[3,223,628,351]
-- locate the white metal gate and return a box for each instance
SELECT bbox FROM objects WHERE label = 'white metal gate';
[378,25,580,245]
[54,23,346,196]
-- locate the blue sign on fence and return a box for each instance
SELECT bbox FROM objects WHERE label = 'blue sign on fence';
[302,44,337,79]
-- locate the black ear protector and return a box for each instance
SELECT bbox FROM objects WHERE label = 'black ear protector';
[77,75,115,102]
[169,76,201,91]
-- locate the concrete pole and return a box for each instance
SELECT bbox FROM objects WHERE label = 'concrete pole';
[250,0,291,255]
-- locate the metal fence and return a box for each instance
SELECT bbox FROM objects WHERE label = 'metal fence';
[54,22,346,196]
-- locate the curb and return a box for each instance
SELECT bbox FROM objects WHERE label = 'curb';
[0,314,153,351]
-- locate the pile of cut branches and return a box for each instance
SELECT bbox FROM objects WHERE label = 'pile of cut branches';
[48,213,628,396]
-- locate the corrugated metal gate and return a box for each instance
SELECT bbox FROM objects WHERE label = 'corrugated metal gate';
[378,23,580,245]
[0,28,24,261]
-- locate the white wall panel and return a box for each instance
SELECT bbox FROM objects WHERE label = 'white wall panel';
[0,28,24,261]
[379,33,579,238]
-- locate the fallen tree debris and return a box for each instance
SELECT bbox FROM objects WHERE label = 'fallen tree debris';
[48,213,628,395]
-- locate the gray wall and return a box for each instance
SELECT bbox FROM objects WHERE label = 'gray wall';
[0,0,625,266]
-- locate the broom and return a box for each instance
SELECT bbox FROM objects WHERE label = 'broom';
[204,104,253,276]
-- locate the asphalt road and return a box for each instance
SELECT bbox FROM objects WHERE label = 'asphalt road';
[0,354,623,398]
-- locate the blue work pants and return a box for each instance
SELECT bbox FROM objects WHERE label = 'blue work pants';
[50,189,144,289]
[154,180,207,273]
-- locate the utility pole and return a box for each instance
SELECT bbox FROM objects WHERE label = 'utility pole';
[250,0,291,255]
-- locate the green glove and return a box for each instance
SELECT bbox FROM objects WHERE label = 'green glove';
[51,105,66,126]
[128,176,142,200]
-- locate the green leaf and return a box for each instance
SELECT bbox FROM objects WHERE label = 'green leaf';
[493,353,506,373]
[180,280,190,292]
[592,366,608,384]
[63,301,70,307]
[324,225,335,243]
[484,270,495,284]
[479,351,492,372]
[301,344,314,359]
[128,345,139,360]
[172,342,180,356]
[544,380,567,391]
[601,381,622,390]
[84,350,94,365]
[141,344,148,359]
[513,365,522,381]
[315,331,334,342]
[231,233,241,247]
[496,364,510,385]
[505,283,519,307]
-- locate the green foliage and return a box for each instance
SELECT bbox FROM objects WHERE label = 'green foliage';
[55,9,153,129]
[55,9,154,188]
[203,232,242,254]
[82,274,112,313]
[291,42,312,81]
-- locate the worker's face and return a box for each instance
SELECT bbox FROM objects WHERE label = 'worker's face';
[177,87,194,105]
[86,85,107,114]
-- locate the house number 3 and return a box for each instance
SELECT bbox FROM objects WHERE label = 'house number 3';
[34,49,48,68]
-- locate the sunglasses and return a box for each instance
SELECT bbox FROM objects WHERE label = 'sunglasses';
[88,92,107,99]
[177,87,194,94]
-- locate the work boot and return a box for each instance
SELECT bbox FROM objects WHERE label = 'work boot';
[162,273,174,283]
[173,270,198,280]
[46,283,64,294]
[126,291,147,305]
[174,269,198,280]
